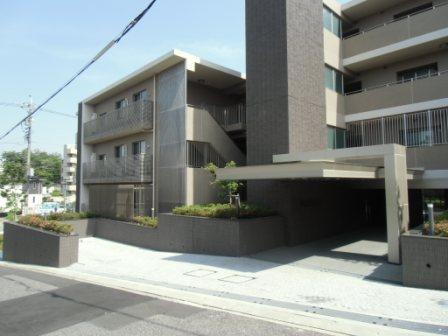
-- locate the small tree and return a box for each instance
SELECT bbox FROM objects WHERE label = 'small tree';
[1,188,24,221]
[205,161,243,205]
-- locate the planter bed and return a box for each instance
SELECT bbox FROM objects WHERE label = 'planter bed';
[65,215,285,257]
[402,231,448,290]
[158,214,285,256]
[94,218,160,249]
[3,221,79,268]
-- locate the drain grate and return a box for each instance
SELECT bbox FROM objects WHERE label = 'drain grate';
[183,269,217,278]
[218,275,256,284]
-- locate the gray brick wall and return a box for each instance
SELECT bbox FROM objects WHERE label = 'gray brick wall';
[3,222,79,268]
[246,0,326,166]
[402,233,448,290]
[245,1,331,245]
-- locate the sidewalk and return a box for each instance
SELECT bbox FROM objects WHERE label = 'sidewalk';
[2,237,448,336]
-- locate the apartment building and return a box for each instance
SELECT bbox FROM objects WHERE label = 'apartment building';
[76,50,245,218]
[77,0,448,263]
[61,145,77,206]
[214,0,448,264]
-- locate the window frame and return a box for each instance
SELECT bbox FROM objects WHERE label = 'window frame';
[114,144,127,159]
[132,140,146,156]
[133,89,149,102]
[325,66,344,95]
[323,6,343,38]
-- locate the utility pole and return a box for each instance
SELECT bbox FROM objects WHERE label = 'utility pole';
[22,95,35,179]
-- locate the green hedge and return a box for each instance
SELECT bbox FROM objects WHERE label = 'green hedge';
[18,215,73,235]
[423,211,448,237]
[172,203,276,219]
[47,211,97,221]
[133,216,158,228]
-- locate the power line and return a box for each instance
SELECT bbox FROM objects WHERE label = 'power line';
[0,102,76,119]
[0,0,158,142]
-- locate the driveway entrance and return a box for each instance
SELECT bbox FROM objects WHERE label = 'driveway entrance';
[251,227,402,283]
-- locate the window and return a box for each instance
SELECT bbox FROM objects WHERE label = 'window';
[325,66,344,94]
[393,2,433,20]
[397,63,438,82]
[98,154,106,161]
[327,126,346,149]
[133,90,149,102]
[323,7,342,38]
[115,99,128,110]
[132,140,146,156]
[114,145,127,159]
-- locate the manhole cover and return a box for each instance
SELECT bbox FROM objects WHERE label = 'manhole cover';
[219,275,256,284]
[184,269,217,278]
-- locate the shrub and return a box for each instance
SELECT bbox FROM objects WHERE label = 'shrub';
[436,211,448,222]
[172,203,276,219]
[423,221,448,238]
[17,215,73,235]
[47,211,97,221]
[0,235,3,250]
[133,216,158,228]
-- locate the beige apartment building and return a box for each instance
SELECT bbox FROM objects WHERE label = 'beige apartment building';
[77,0,448,263]
[77,50,245,218]
[61,145,77,207]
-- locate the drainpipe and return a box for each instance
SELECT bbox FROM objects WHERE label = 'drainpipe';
[151,76,157,218]
[428,203,435,236]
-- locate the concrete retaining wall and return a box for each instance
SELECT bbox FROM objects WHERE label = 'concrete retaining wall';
[67,215,285,257]
[158,214,285,256]
[65,219,97,238]
[402,232,448,290]
[94,218,160,250]
[3,222,79,268]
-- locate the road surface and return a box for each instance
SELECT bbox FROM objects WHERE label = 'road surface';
[0,265,328,336]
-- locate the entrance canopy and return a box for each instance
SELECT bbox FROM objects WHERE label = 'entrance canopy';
[217,144,419,181]
[216,144,412,264]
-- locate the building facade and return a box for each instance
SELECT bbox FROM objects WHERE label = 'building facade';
[77,0,448,262]
[233,0,448,263]
[77,51,246,218]
[61,145,77,208]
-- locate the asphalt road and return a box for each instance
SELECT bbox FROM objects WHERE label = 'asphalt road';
[0,265,328,336]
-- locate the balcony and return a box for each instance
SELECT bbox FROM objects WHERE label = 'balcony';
[82,155,153,184]
[83,100,153,145]
[343,3,448,71]
[345,70,448,116]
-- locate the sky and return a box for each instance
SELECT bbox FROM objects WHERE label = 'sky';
[0,0,348,156]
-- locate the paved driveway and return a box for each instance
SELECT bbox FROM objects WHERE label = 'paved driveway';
[0,266,326,336]
[252,227,402,283]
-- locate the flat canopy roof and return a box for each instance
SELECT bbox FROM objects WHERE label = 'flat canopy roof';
[216,161,417,181]
[216,145,421,182]
[83,49,245,105]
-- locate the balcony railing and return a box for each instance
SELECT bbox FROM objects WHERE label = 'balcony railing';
[345,70,448,115]
[186,141,226,168]
[346,69,448,96]
[344,2,448,40]
[193,103,246,132]
[346,108,448,148]
[83,155,152,184]
[343,2,448,59]
[84,100,153,144]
